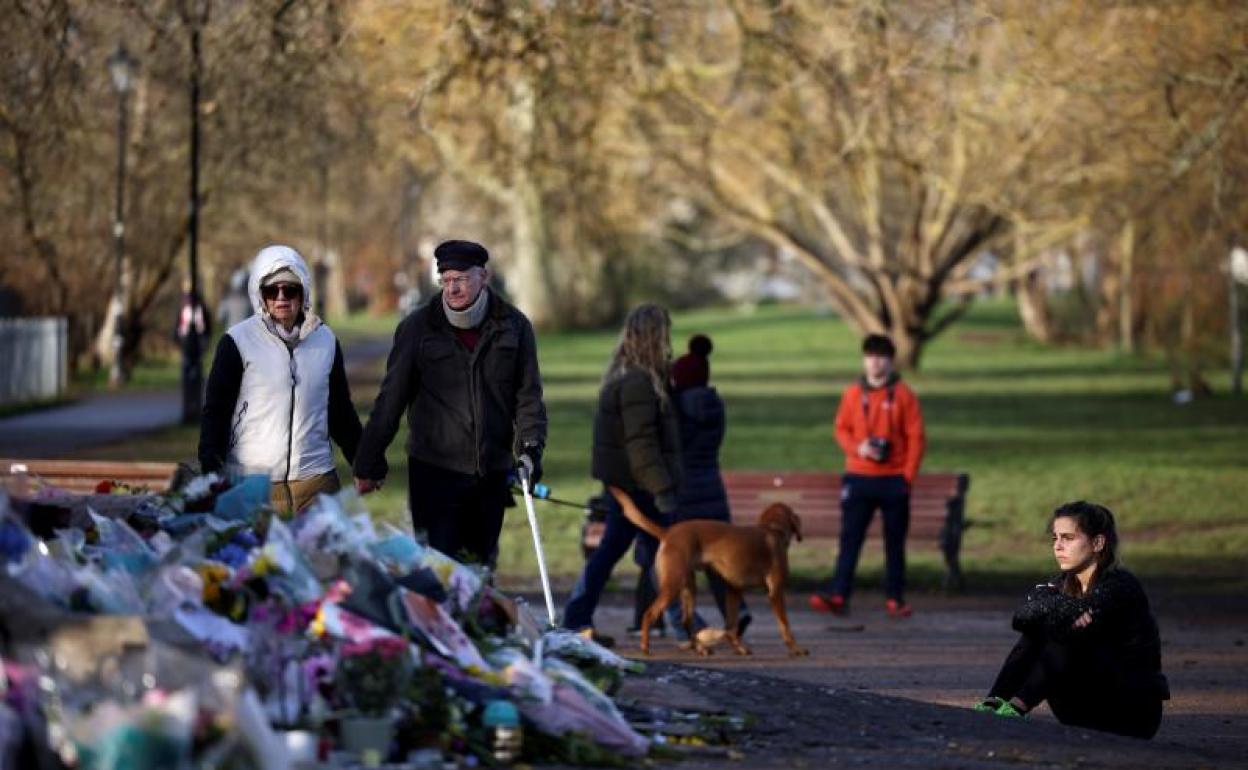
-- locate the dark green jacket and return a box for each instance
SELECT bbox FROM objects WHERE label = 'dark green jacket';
[353,291,546,479]
[591,367,683,496]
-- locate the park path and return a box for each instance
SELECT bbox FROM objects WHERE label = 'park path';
[577,589,1248,769]
[0,333,392,459]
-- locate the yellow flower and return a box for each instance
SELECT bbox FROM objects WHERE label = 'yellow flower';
[251,550,276,577]
[309,606,327,638]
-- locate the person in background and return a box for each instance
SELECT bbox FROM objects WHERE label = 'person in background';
[173,279,212,353]
[562,304,681,647]
[657,334,751,638]
[216,268,251,330]
[198,245,361,514]
[974,501,1169,739]
[352,240,547,567]
[810,333,925,618]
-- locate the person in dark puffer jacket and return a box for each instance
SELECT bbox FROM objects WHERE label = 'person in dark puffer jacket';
[974,501,1169,738]
[629,334,752,638]
[562,304,682,646]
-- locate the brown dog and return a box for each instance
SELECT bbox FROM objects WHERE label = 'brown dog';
[608,486,808,657]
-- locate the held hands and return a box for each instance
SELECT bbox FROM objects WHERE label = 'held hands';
[1072,610,1094,629]
[354,476,384,495]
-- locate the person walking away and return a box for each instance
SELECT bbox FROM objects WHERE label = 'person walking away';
[657,334,751,639]
[562,304,682,646]
[810,334,925,618]
[198,245,361,514]
[351,240,547,568]
[973,501,1169,738]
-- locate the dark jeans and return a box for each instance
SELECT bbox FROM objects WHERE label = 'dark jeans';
[826,473,910,601]
[563,488,666,631]
[989,633,1164,739]
[407,459,510,567]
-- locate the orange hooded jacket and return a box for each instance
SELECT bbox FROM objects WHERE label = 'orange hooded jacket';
[834,376,926,484]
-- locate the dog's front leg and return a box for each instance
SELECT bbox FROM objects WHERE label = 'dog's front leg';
[724,588,751,656]
[640,599,666,656]
[766,577,809,657]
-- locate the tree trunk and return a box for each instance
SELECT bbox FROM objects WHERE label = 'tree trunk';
[1228,251,1243,396]
[1016,270,1053,343]
[893,328,923,370]
[1119,220,1136,353]
[506,178,554,327]
[502,75,555,327]
[1095,249,1119,347]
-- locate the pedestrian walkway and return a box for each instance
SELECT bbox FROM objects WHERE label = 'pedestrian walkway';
[0,390,182,458]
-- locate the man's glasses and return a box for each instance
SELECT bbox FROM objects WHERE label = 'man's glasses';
[261,283,303,300]
[439,271,479,290]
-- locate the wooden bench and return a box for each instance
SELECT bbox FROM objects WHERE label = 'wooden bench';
[0,458,179,495]
[724,471,970,591]
[580,471,970,591]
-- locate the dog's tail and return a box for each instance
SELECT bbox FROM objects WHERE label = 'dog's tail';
[607,486,668,540]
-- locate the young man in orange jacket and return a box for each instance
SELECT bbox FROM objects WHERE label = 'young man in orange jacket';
[811,334,926,618]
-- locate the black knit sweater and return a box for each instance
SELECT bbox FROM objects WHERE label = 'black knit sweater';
[1013,567,1169,698]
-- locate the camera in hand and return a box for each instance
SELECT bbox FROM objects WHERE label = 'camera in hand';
[867,436,891,462]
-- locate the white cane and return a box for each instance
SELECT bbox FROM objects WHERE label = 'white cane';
[519,467,558,627]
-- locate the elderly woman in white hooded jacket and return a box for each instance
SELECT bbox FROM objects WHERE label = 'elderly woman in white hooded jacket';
[199,245,362,514]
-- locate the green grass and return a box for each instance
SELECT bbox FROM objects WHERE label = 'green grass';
[71,353,187,392]
[81,301,1248,593]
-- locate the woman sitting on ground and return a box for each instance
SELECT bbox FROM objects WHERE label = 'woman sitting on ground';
[974,501,1169,739]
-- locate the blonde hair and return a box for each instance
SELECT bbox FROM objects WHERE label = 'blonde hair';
[605,304,672,402]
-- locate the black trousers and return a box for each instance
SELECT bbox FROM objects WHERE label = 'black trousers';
[827,474,910,601]
[407,459,510,567]
[989,633,1164,739]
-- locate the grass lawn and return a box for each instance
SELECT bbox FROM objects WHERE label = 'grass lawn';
[83,300,1248,594]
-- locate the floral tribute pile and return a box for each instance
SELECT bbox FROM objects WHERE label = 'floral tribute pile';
[0,470,647,769]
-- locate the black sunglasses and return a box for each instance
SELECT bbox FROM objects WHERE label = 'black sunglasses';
[261,282,303,300]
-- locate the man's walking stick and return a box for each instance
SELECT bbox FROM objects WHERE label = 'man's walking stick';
[518,466,558,627]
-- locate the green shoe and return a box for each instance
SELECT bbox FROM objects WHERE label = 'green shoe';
[973,697,1004,714]
[994,700,1027,719]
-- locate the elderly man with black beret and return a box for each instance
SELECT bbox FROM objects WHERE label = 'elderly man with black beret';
[353,240,547,567]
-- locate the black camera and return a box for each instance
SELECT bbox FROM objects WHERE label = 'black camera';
[867,436,891,462]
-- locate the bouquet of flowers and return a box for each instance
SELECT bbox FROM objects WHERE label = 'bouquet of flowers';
[335,637,410,717]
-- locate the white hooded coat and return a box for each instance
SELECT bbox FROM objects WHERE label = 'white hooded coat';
[225,245,339,481]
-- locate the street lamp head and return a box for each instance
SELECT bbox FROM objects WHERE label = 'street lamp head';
[107,44,138,94]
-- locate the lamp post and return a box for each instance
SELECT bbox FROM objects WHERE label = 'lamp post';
[107,44,137,388]
[181,2,206,424]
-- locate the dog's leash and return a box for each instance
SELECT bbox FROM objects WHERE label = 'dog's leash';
[509,482,612,515]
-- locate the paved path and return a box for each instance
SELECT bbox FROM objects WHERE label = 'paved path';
[0,390,182,458]
[0,333,392,459]
[572,590,1248,768]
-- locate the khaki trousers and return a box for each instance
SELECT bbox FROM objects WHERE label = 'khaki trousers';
[271,471,341,516]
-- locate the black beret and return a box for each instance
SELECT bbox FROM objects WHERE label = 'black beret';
[434,240,489,273]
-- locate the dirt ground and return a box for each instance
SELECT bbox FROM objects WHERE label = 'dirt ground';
[578,588,1248,769]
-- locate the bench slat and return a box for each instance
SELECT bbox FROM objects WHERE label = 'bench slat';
[1,458,178,494]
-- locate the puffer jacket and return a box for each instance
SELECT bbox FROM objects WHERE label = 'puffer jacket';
[674,386,730,522]
[199,245,361,480]
[591,367,683,497]
[352,290,546,479]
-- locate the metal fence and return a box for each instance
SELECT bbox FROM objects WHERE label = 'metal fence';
[0,317,67,407]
